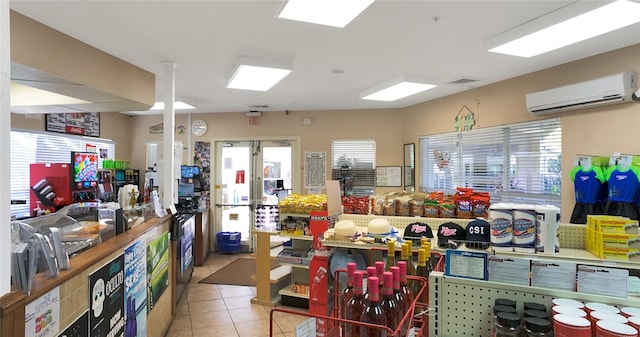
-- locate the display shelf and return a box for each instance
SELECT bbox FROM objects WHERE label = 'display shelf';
[429,271,640,337]
[278,287,309,299]
[269,265,292,283]
[278,262,310,269]
[493,247,640,270]
[280,213,311,218]
[277,234,314,241]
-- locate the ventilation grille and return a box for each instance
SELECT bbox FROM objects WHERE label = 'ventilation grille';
[449,78,481,85]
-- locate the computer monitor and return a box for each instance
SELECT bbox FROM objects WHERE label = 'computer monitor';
[177,183,194,198]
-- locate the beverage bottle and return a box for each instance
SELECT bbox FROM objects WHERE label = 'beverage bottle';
[380,271,400,334]
[364,266,377,301]
[397,260,414,334]
[341,262,358,333]
[360,276,387,337]
[390,266,409,337]
[344,271,366,337]
[414,248,429,300]
[421,239,434,273]
[402,243,418,293]
[385,240,396,271]
[375,261,385,289]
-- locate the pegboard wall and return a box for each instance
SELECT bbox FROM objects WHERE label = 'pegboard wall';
[338,214,587,249]
[428,272,640,337]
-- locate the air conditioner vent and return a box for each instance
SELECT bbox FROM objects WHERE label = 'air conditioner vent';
[449,78,481,85]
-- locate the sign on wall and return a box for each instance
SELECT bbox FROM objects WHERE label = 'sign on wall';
[304,152,326,189]
[146,231,169,313]
[454,105,476,132]
[46,112,100,137]
[124,239,148,337]
[89,255,125,337]
[25,286,60,337]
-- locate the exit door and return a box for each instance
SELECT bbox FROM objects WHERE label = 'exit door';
[214,140,293,252]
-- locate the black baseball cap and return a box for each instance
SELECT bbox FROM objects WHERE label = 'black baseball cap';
[465,219,491,249]
[403,222,434,246]
[437,222,465,248]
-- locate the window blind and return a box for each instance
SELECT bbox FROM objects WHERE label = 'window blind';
[420,118,561,206]
[331,139,376,196]
[10,129,116,218]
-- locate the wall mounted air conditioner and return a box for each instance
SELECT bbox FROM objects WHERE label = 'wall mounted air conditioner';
[526,72,636,115]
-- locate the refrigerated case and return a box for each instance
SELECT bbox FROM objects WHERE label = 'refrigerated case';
[171,212,195,304]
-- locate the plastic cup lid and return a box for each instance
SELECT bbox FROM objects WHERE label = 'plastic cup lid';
[554,314,591,327]
[596,321,637,334]
[554,306,587,317]
[586,302,620,314]
[590,312,628,323]
[552,298,584,308]
[622,307,640,317]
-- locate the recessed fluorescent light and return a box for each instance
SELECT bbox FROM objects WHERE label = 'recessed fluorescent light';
[226,57,293,91]
[361,77,437,102]
[150,101,195,110]
[10,82,91,106]
[278,0,375,28]
[489,0,640,58]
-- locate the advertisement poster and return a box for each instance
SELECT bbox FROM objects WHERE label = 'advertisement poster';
[57,311,88,337]
[46,112,100,137]
[25,286,60,337]
[147,231,169,313]
[125,239,148,337]
[89,255,125,337]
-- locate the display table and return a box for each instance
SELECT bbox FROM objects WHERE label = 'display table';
[0,214,173,337]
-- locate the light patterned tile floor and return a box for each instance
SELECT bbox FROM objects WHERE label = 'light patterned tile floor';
[164,252,308,337]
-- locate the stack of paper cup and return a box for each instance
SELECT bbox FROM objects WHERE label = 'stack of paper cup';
[553,314,592,337]
[628,316,640,334]
[535,205,561,253]
[595,321,638,337]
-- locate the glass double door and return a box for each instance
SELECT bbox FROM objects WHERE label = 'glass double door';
[214,140,293,252]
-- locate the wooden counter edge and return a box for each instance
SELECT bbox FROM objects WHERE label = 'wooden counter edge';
[14,214,172,303]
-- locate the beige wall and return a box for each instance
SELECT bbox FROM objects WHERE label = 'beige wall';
[402,43,640,221]
[128,109,404,195]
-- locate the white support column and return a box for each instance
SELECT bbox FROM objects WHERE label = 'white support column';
[162,62,176,209]
[187,112,192,165]
[0,0,12,296]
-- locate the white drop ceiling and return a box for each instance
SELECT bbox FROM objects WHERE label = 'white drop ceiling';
[9,0,640,115]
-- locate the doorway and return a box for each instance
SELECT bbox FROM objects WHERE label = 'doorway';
[213,139,297,253]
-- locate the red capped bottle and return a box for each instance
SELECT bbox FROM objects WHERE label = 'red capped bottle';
[360,276,387,337]
[380,271,400,333]
[344,271,366,337]
[375,261,386,289]
[341,263,358,332]
[364,266,377,301]
[391,266,409,337]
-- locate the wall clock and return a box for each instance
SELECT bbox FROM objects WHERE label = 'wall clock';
[192,119,207,136]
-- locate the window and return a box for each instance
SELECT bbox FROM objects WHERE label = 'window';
[331,139,376,196]
[420,118,561,206]
[10,129,116,218]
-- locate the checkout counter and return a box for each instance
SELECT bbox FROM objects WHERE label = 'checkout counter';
[0,202,177,337]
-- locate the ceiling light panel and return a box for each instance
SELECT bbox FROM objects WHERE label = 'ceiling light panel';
[150,101,195,110]
[361,76,437,102]
[226,57,293,91]
[488,0,640,58]
[277,0,375,28]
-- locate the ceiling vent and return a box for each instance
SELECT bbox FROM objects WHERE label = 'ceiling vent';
[448,77,481,85]
[249,104,270,109]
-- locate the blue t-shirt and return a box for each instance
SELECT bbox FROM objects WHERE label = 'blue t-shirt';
[605,166,640,203]
[570,166,605,204]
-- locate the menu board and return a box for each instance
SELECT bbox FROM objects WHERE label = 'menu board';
[46,112,100,137]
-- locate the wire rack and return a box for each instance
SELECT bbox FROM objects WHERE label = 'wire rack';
[270,267,439,336]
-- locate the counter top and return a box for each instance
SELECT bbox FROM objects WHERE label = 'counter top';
[26,214,171,302]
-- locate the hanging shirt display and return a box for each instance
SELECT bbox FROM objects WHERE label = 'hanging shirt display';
[569,165,606,224]
[604,165,640,220]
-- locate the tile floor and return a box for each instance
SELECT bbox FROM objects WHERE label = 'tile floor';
[165,252,309,337]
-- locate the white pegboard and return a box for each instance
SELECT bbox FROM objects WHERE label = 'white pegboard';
[428,272,640,337]
[558,223,586,249]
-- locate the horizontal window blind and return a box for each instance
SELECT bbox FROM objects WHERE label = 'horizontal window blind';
[420,118,561,206]
[10,129,116,218]
[331,140,376,196]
